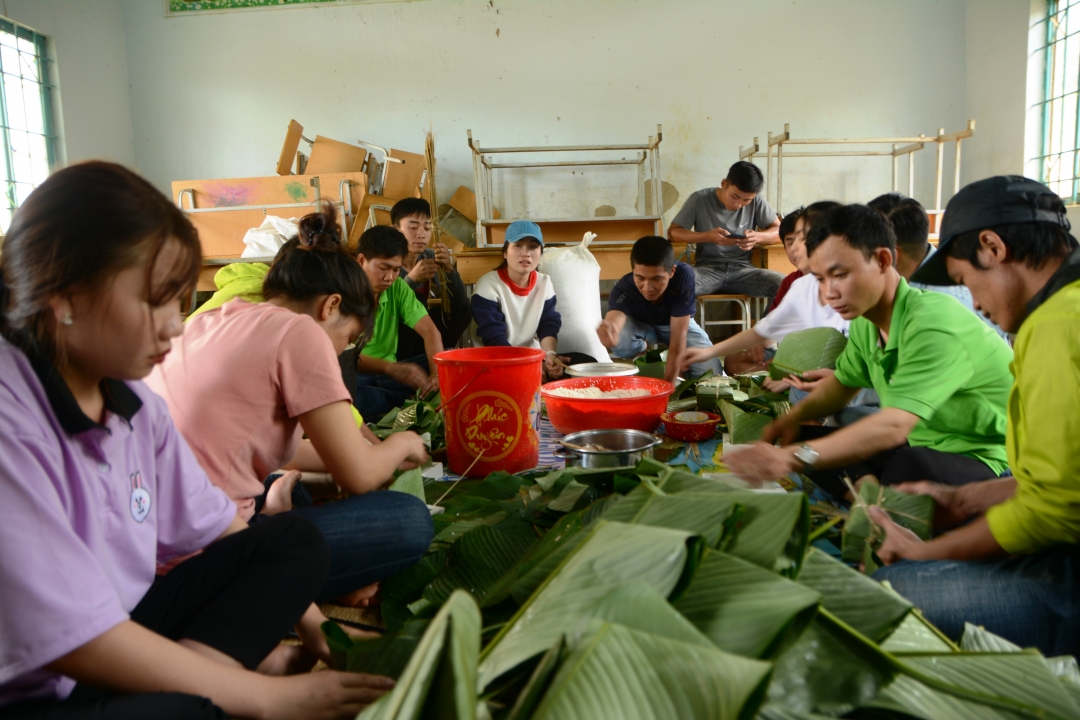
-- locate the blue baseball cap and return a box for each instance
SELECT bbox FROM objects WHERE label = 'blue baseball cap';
[911,175,1070,286]
[504,220,544,247]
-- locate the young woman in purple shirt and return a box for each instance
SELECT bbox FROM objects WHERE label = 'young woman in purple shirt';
[0,162,389,719]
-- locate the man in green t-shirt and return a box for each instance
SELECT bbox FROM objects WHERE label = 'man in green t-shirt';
[868,176,1080,656]
[351,225,444,417]
[726,203,1013,499]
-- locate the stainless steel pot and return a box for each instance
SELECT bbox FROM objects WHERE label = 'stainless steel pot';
[553,429,662,469]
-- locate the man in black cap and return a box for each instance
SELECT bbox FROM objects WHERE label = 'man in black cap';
[871,175,1080,657]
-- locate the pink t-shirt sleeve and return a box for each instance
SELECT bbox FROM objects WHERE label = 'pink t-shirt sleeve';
[142,388,236,562]
[275,317,353,419]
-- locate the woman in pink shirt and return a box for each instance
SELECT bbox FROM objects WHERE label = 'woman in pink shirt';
[148,203,432,607]
[0,163,389,719]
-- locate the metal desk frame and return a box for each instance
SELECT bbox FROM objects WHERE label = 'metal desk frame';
[466,125,666,247]
[739,120,976,214]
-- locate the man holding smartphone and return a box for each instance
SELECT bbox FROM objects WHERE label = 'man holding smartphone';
[668,161,784,298]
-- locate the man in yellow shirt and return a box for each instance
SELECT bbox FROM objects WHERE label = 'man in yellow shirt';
[873,176,1080,656]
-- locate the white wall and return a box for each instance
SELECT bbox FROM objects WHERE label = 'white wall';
[963,0,1031,185]
[118,0,981,222]
[3,0,135,167]
[5,0,1034,222]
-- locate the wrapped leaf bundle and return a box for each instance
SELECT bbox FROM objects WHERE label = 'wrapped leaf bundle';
[769,327,849,381]
[841,477,935,571]
[696,375,748,411]
[720,400,774,445]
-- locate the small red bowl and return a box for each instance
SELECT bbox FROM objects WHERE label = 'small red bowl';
[661,411,722,442]
[541,376,675,434]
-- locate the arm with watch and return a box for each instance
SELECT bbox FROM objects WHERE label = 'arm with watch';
[725,372,920,483]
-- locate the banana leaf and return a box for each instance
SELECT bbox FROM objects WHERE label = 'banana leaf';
[324,618,427,679]
[421,517,540,607]
[634,348,668,379]
[601,488,738,547]
[673,549,821,659]
[1049,656,1080,686]
[478,521,693,688]
[605,468,809,574]
[381,550,450,631]
[841,477,935,566]
[504,636,566,720]
[795,547,912,642]
[672,369,714,400]
[530,619,772,720]
[869,652,1080,720]
[358,589,481,720]
[959,622,1023,653]
[766,610,897,716]
[722,491,810,576]
[768,327,848,381]
[720,400,774,445]
[756,707,838,720]
[389,468,426,502]
[880,611,956,653]
[505,511,589,605]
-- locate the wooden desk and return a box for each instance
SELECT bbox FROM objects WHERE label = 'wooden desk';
[194,243,794,293]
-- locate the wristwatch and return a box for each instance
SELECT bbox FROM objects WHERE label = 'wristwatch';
[793,443,820,470]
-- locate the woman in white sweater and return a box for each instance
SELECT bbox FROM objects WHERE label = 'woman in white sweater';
[471,220,593,380]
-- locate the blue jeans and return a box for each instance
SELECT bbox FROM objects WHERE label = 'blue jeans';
[874,544,1080,657]
[253,478,433,602]
[694,258,784,298]
[353,354,429,418]
[789,386,880,426]
[610,315,722,378]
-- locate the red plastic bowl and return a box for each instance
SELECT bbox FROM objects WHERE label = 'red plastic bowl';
[661,411,722,442]
[541,376,675,434]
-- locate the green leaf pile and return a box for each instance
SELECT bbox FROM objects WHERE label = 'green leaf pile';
[324,461,1079,720]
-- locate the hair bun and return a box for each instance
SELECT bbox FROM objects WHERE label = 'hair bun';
[297,201,341,251]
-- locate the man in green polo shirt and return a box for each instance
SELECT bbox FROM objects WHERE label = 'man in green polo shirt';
[867,176,1080,656]
[726,203,1013,500]
[352,225,445,417]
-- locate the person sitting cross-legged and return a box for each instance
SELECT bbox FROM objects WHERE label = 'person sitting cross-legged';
[869,176,1080,657]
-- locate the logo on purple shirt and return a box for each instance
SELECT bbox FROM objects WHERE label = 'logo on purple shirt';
[129,471,151,523]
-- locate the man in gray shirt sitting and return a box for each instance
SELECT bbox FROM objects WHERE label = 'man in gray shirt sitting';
[669,161,784,298]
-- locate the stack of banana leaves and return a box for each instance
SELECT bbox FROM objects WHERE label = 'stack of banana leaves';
[324,460,1080,720]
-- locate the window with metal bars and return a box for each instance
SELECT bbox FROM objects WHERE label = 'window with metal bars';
[0,18,55,232]
[1035,1,1080,202]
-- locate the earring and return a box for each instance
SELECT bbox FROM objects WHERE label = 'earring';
[61,312,73,326]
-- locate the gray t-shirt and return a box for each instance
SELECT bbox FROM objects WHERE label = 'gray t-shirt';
[671,188,777,264]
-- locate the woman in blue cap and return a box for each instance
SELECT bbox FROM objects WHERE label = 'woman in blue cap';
[471,220,593,381]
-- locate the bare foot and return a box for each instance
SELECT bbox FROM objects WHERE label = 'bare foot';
[263,470,302,516]
[256,642,318,676]
[337,582,381,608]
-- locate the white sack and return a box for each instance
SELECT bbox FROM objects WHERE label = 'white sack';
[538,232,611,362]
[241,215,300,258]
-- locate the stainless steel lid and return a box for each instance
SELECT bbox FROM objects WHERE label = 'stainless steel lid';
[565,362,640,377]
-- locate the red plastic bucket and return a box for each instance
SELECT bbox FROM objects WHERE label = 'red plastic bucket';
[435,347,545,478]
